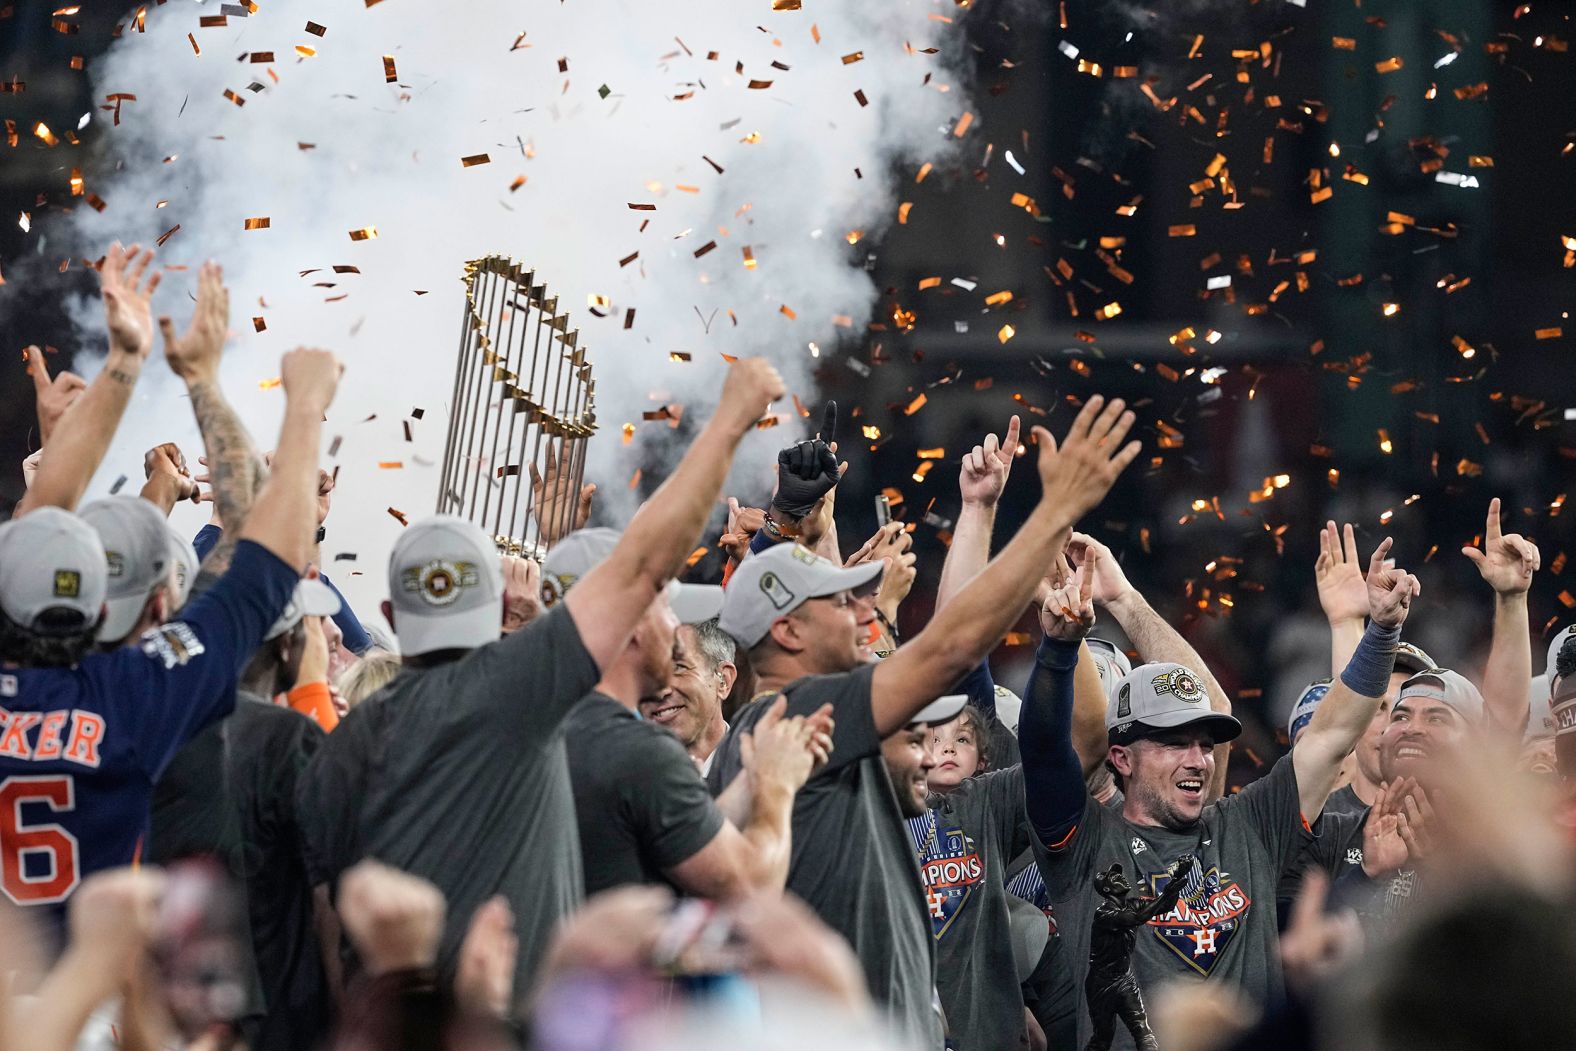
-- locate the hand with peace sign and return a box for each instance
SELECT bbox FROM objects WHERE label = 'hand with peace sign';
[24,345,86,446]
[1461,497,1540,596]
[958,413,1021,508]
[1040,544,1097,643]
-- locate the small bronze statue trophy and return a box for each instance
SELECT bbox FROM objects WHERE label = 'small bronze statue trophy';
[1084,854,1195,1051]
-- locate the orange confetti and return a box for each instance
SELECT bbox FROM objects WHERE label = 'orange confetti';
[1168,224,1196,237]
[952,111,973,137]
[904,393,928,416]
[383,55,397,83]
[461,153,491,167]
[243,216,270,230]
[348,226,378,241]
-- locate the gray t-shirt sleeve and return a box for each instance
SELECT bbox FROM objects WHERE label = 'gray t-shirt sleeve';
[621,728,728,872]
[465,604,601,733]
[707,664,880,795]
[1215,754,1307,873]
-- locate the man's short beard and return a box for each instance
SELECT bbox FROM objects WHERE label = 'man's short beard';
[889,768,927,818]
[1131,777,1200,833]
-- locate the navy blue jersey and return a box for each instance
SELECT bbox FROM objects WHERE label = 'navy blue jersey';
[0,540,296,911]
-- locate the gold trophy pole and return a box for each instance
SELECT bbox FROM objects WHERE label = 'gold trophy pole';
[436,256,596,557]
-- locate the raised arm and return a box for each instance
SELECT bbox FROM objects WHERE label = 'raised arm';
[17,244,159,516]
[1315,521,1370,678]
[1293,538,1419,820]
[1463,497,1540,736]
[25,344,86,449]
[236,349,340,569]
[137,442,199,517]
[1070,531,1234,802]
[935,415,1020,610]
[159,262,268,580]
[566,358,784,671]
[1019,562,1098,845]
[871,396,1140,738]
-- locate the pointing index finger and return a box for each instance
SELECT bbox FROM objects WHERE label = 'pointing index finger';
[818,400,837,443]
[26,345,50,392]
[1485,497,1502,544]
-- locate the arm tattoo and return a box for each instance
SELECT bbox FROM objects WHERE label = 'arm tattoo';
[188,379,268,577]
[107,368,138,386]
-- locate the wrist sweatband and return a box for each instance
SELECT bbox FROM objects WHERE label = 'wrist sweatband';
[748,528,779,556]
[1036,636,1082,672]
[1340,620,1402,697]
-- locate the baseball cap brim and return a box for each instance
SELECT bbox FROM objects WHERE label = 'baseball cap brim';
[97,591,154,644]
[670,583,724,625]
[909,693,967,727]
[266,577,343,640]
[1115,708,1243,744]
[811,559,884,599]
[391,603,498,656]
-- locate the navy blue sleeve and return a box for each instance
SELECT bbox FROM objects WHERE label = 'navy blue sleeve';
[1019,636,1088,847]
[90,540,299,778]
[319,573,372,654]
[192,523,223,561]
[955,660,996,716]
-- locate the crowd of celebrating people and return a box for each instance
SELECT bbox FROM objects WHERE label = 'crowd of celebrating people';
[1,243,1573,1051]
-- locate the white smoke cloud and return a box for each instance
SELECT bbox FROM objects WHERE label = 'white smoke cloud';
[52,0,969,617]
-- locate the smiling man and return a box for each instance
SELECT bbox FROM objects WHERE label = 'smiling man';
[637,617,737,774]
[1020,536,1420,1050]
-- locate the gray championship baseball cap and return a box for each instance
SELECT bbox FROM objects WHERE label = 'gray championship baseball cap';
[1086,636,1134,702]
[387,515,504,657]
[1286,679,1333,747]
[1396,669,1485,724]
[718,542,883,649]
[79,496,171,644]
[1107,662,1242,745]
[909,693,967,728]
[1547,625,1574,685]
[165,524,200,611]
[541,527,724,624]
[266,577,342,641]
[0,507,108,635]
[1394,641,1438,677]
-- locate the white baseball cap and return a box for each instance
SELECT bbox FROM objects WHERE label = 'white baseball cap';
[909,693,967,728]
[992,684,1023,737]
[387,515,504,657]
[266,577,342,641]
[542,527,724,624]
[1397,669,1485,725]
[80,496,171,644]
[1286,679,1333,747]
[719,543,884,649]
[1107,661,1242,744]
[166,524,199,610]
[0,507,107,635]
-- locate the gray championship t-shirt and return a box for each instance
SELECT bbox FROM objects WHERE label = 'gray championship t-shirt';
[909,766,1034,1051]
[565,692,726,895]
[1277,804,1368,925]
[1319,782,1367,818]
[296,604,599,999]
[1033,755,1307,1051]
[707,664,943,1049]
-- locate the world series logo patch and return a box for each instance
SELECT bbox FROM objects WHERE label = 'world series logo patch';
[1143,860,1249,976]
[919,823,984,940]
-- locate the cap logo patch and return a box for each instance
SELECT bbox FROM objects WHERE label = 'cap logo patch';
[53,570,81,598]
[789,545,818,567]
[1152,668,1205,703]
[758,570,797,611]
[402,559,479,607]
[541,574,567,609]
[1116,683,1132,718]
[105,551,125,578]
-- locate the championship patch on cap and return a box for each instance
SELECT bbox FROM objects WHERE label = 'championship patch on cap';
[105,551,126,578]
[1116,683,1132,719]
[1151,667,1205,704]
[401,559,479,607]
[758,570,797,611]
[53,569,81,598]
[789,545,818,566]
